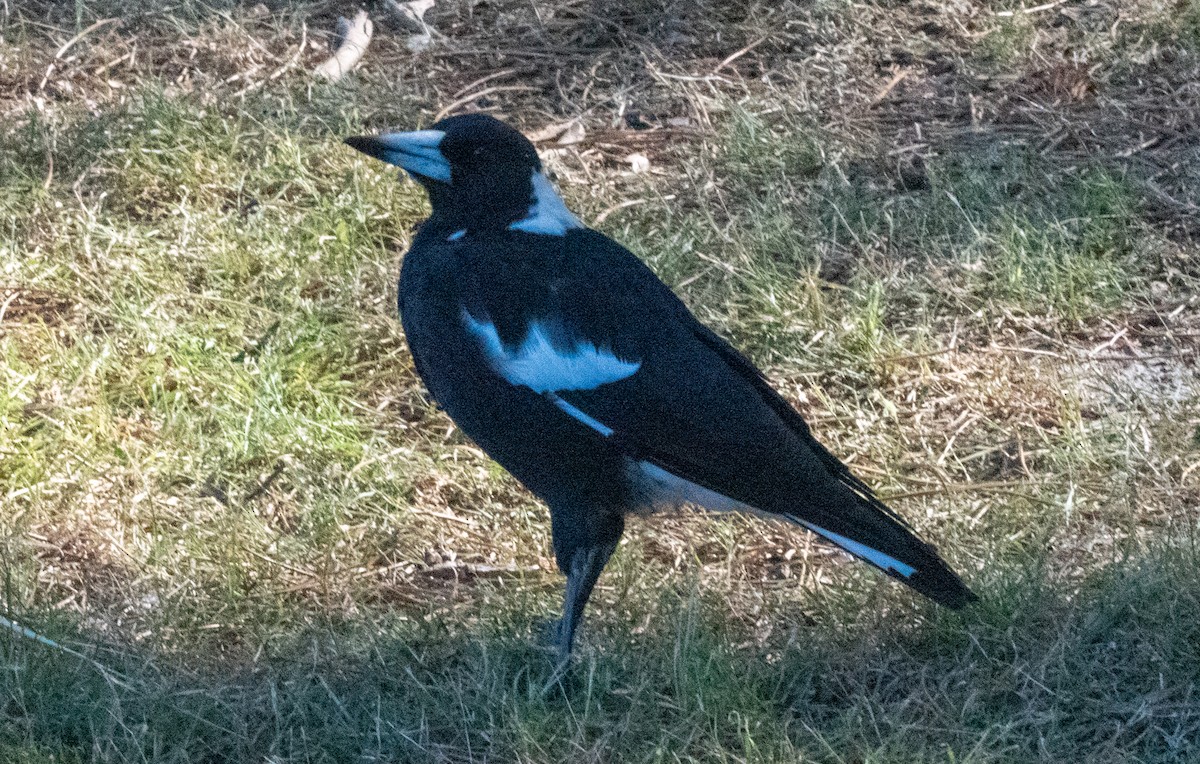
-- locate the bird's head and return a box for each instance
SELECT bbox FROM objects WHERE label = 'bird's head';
[345,114,579,235]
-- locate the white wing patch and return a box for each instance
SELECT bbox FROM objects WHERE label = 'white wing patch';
[633,461,917,579]
[463,312,640,394]
[547,394,614,436]
[508,172,583,236]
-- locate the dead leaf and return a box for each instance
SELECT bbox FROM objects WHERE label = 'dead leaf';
[527,120,575,143]
[556,121,586,145]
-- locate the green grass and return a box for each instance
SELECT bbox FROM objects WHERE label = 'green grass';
[2,1,1200,761]
[3,544,1197,761]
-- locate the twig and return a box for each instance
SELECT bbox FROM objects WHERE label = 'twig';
[1144,181,1200,212]
[433,85,536,121]
[236,23,308,96]
[54,17,120,59]
[268,22,307,82]
[42,134,53,190]
[406,507,477,526]
[1088,327,1127,358]
[994,0,1067,17]
[878,347,955,364]
[991,344,1067,359]
[38,17,120,92]
[450,68,517,99]
[418,562,542,579]
[93,48,134,77]
[711,35,770,76]
[314,10,373,82]
[243,461,285,502]
[0,288,21,323]
[1089,352,1196,362]
[869,68,911,107]
[886,482,1059,506]
[593,198,648,226]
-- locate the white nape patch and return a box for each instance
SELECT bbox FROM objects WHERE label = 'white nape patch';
[508,172,583,236]
[787,516,916,578]
[463,312,640,393]
[447,229,467,242]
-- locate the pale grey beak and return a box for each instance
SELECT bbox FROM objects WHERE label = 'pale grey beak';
[344,129,451,183]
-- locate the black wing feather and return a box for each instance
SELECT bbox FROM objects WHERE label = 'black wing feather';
[688,321,913,529]
[451,228,975,608]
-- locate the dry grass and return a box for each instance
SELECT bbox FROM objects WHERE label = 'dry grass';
[1,0,1199,761]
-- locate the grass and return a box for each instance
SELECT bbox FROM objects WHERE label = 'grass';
[2,545,1197,761]
[2,0,1200,761]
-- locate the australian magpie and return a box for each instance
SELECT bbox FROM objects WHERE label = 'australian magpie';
[345,114,976,659]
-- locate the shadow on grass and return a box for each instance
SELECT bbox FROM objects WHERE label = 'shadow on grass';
[2,543,1197,763]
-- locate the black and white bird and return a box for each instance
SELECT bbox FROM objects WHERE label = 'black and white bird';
[345,114,976,659]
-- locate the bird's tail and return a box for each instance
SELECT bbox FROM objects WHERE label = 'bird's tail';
[782,497,976,609]
[686,323,975,608]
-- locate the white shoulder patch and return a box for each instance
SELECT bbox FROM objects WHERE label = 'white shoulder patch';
[508,172,583,236]
[463,312,639,393]
[547,394,614,436]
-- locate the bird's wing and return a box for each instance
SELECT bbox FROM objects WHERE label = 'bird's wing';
[460,230,974,606]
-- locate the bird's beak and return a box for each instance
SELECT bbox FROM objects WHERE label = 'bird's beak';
[344,130,451,183]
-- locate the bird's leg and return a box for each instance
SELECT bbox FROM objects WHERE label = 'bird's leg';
[540,539,617,696]
[556,539,618,660]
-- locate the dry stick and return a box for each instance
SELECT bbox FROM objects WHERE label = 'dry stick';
[418,562,543,579]
[93,48,134,77]
[41,136,53,191]
[878,347,955,364]
[235,23,309,96]
[869,68,911,107]
[38,17,120,92]
[593,198,648,226]
[433,85,537,121]
[0,288,20,323]
[271,22,307,81]
[994,0,1067,17]
[886,482,1060,507]
[710,34,770,77]
[314,10,373,82]
[450,68,517,99]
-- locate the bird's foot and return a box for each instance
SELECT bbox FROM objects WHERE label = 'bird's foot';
[539,651,574,697]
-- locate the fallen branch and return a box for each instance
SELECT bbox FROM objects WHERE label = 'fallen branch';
[314,9,373,82]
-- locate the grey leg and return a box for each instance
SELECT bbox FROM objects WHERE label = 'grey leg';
[556,540,617,660]
[541,540,617,696]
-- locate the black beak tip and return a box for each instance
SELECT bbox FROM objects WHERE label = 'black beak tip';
[344,135,382,159]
